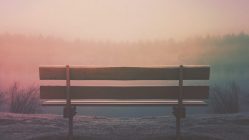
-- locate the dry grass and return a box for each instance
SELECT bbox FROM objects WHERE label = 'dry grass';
[0,90,5,108]
[1,112,249,140]
[209,82,240,114]
[8,82,41,114]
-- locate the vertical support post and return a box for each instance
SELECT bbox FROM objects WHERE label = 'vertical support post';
[66,65,73,140]
[176,65,183,140]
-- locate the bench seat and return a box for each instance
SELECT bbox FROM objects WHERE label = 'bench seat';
[41,99,207,106]
[39,65,210,139]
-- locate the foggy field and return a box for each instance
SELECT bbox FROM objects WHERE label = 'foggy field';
[1,34,249,140]
[1,1,249,140]
[0,112,249,140]
[1,33,249,116]
[1,33,249,88]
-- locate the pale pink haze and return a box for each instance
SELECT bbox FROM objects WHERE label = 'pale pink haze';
[0,0,249,41]
[0,0,248,88]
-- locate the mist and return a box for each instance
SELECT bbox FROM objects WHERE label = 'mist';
[1,32,249,86]
[1,33,249,116]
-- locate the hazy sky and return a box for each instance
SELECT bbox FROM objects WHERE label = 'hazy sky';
[0,0,249,41]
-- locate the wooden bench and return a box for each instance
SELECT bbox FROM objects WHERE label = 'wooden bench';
[39,65,210,140]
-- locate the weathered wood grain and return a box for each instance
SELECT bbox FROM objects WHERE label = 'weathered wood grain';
[41,99,207,106]
[40,86,209,99]
[39,65,210,80]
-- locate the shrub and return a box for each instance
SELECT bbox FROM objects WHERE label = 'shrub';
[0,90,5,108]
[209,82,240,114]
[9,82,41,114]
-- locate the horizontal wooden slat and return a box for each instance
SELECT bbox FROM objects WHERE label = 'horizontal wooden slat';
[39,65,210,80]
[41,99,207,106]
[40,86,209,100]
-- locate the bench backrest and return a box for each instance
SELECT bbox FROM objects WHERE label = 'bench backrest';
[39,65,210,101]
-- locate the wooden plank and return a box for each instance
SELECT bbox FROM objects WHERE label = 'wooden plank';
[40,86,209,100]
[40,66,66,80]
[39,65,210,80]
[41,99,207,106]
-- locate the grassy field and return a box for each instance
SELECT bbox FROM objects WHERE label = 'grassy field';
[0,112,249,140]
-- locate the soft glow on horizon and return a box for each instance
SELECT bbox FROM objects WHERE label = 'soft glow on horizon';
[0,0,249,41]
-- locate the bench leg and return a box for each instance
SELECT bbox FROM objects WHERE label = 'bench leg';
[68,114,73,140]
[64,106,76,140]
[173,106,186,140]
[176,114,181,140]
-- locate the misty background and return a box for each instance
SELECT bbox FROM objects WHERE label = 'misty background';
[0,33,248,116]
[1,0,249,116]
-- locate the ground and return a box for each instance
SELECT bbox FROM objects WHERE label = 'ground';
[0,112,249,140]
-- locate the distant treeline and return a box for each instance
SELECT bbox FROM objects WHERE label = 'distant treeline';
[0,32,249,86]
[0,33,248,114]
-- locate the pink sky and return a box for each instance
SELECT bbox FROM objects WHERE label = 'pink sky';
[0,0,249,41]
